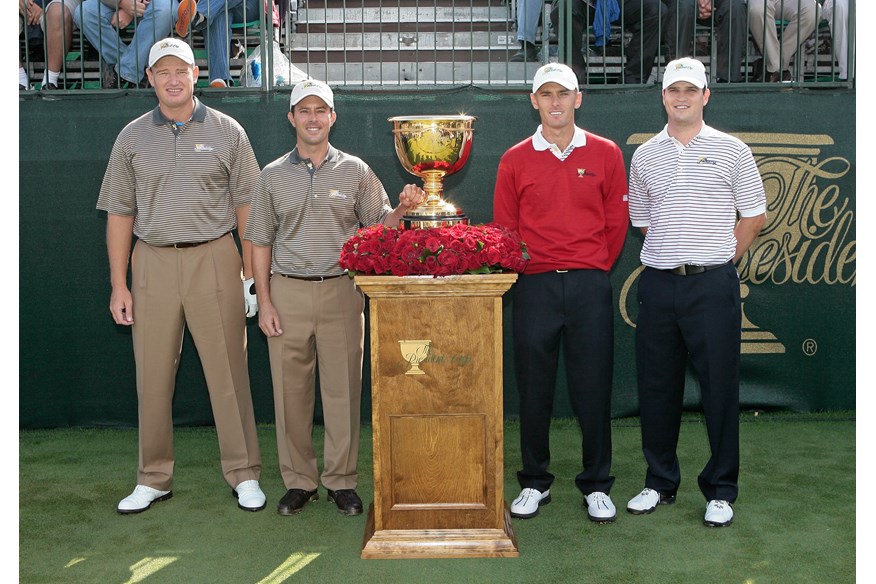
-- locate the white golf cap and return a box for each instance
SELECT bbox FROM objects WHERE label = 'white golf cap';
[532,63,579,93]
[148,37,195,68]
[663,57,708,89]
[290,78,335,110]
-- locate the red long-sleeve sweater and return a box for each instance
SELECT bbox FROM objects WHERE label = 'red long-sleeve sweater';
[492,133,629,275]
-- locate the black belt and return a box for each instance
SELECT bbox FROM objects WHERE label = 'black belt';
[278,273,343,282]
[665,263,728,276]
[160,231,230,249]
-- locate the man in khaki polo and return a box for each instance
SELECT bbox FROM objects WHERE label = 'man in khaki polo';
[245,79,424,517]
[97,37,265,514]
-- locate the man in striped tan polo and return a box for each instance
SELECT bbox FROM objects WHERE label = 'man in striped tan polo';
[626,57,766,527]
[244,79,425,517]
[97,37,265,515]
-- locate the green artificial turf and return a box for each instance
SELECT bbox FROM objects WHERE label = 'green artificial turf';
[19,412,855,583]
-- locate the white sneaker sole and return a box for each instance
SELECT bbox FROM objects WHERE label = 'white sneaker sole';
[117,491,173,514]
[510,494,551,519]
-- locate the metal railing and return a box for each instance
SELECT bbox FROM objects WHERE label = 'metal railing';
[18,0,854,91]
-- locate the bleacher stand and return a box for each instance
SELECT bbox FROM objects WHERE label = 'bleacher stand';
[18,0,854,90]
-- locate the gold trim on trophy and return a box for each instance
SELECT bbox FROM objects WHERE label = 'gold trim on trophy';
[388,115,476,229]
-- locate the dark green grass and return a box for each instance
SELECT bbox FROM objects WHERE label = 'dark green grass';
[20,412,855,583]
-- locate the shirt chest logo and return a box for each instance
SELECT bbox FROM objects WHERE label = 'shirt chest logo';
[194,144,214,153]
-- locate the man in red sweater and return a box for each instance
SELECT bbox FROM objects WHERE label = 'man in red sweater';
[493,63,628,524]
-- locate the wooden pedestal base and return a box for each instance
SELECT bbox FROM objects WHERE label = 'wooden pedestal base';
[361,504,518,559]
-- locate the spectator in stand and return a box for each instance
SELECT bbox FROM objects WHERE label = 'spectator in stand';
[176,0,260,87]
[748,0,820,82]
[75,0,177,88]
[510,0,542,63]
[38,0,83,89]
[20,0,44,89]
[821,0,850,81]
[663,0,746,83]
[551,0,666,85]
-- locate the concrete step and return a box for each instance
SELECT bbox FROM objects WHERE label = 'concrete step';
[292,60,543,85]
[287,30,520,52]
[297,5,512,25]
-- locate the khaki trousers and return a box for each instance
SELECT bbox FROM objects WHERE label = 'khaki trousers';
[748,0,819,73]
[131,234,261,491]
[267,274,364,491]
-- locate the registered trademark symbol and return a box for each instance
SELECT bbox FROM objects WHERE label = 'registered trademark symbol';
[802,339,818,356]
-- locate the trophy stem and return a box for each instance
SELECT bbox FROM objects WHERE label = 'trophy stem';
[421,171,446,203]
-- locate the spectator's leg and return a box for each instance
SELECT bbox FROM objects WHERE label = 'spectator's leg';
[663,0,696,61]
[827,0,849,79]
[119,0,178,85]
[747,0,780,75]
[623,0,667,84]
[203,0,241,84]
[551,0,587,83]
[712,0,746,82]
[78,0,126,69]
[777,0,818,74]
[511,0,543,61]
[42,1,76,87]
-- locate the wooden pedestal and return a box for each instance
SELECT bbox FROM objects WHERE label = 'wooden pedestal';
[355,274,519,559]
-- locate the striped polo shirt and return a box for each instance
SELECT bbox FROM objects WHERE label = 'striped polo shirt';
[96,98,260,246]
[244,145,392,277]
[628,123,766,269]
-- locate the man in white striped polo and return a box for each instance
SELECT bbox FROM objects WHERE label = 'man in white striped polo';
[98,37,265,515]
[626,57,766,527]
[244,79,425,517]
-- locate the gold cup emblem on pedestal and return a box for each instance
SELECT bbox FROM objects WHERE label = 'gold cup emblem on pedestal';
[388,115,476,229]
[399,339,432,375]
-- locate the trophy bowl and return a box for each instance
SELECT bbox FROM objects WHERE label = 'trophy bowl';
[388,115,476,229]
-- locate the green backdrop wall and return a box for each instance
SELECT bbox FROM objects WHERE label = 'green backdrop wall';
[18,85,855,429]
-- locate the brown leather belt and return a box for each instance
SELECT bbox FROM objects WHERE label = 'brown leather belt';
[278,273,344,282]
[666,263,728,276]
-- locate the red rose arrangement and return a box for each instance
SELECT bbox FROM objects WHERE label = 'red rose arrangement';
[339,223,529,277]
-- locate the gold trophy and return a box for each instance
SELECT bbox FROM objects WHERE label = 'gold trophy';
[388,115,476,229]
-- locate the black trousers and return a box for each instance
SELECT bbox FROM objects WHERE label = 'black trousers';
[663,0,747,82]
[551,0,667,84]
[635,263,741,502]
[513,269,615,496]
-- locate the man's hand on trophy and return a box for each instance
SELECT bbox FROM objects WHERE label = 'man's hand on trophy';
[398,184,427,211]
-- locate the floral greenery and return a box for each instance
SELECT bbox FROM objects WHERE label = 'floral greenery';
[339,223,529,277]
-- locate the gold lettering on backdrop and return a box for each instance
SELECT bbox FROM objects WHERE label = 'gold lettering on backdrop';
[621,133,854,354]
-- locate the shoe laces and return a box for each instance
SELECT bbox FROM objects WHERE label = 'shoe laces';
[710,500,728,510]
[589,492,611,507]
[236,480,260,494]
